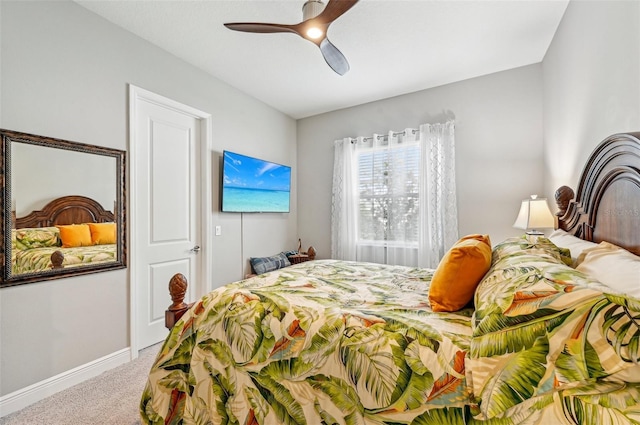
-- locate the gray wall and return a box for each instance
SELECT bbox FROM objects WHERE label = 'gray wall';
[0,1,296,396]
[543,0,640,198]
[297,64,545,256]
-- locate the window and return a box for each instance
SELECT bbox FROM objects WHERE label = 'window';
[357,141,420,247]
[331,121,457,268]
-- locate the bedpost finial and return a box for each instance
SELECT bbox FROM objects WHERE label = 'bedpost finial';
[555,185,574,217]
[307,246,316,260]
[168,273,188,310]
[50,250,64,269]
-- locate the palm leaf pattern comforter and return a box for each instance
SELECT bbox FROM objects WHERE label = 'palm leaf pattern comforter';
[140,260,474,424]
[12,244,117,274]
[468,237,640,424]
[141,240,640,425]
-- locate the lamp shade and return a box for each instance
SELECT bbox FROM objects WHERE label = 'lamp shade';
[513,195,555,234]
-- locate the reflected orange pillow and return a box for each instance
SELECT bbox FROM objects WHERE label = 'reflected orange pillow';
[56,224,93,248]
[429,234,492,312]
[88,222,117,245]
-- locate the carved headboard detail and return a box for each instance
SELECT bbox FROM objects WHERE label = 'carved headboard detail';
[15,195,114,228]
[556,132,640,256]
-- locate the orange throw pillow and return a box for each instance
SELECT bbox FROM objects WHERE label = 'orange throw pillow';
[429,234,492,312]
[88,222,117,245]
[56,224,93,248]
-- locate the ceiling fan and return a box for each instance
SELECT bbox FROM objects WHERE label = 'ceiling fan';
[224,0,359,76]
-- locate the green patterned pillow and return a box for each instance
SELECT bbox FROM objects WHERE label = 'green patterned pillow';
[491,235,572,266]
[13,227,61,250]
[470,238,637,421]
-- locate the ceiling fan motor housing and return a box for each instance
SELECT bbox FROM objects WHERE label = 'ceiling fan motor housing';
[302,0,325,21]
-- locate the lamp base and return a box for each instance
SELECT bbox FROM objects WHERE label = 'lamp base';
[524,231,545,244]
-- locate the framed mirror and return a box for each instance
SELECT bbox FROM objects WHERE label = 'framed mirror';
[1,129,126,287]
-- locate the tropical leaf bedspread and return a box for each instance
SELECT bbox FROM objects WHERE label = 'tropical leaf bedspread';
[11,244,117,274]
[141,260,474,424]
[141,239,640,425]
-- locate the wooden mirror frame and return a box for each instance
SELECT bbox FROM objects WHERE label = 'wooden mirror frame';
[0,129,127,287]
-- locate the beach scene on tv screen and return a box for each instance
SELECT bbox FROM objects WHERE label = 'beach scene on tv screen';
[223,151,291,212]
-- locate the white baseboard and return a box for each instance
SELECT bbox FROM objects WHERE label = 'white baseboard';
[0,347,131,418]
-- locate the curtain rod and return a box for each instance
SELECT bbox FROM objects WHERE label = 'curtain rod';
[349,128,418,143]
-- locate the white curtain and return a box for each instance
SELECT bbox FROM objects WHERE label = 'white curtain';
[331,121,457,268]
[418,120,458,268]
[331,137,357,261]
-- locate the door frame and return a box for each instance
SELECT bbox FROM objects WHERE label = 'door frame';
[128,84,213,357]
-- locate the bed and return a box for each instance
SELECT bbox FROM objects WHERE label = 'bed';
[141,132,640,424]
[11,195,117,274]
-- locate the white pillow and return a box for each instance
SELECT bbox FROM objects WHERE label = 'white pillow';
[548,229,598,267]
[576,242,640,299]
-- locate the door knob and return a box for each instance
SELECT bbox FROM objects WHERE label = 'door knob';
[190,245,201,253]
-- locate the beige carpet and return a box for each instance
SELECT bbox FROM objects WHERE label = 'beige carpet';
[0,343,161,425]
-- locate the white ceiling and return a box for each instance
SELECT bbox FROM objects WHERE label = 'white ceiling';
[75,0,569,119]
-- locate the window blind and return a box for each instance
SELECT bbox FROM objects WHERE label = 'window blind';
[357,142,420,246]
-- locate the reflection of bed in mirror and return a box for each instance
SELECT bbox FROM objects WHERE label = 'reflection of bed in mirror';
[12,195,118,274]
[1,127,126,286]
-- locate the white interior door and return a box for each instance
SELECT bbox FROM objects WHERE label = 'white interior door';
[130,87,211,350]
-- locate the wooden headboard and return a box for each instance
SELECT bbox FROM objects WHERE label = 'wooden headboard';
[556,132,640,256]
[15,195,115,228]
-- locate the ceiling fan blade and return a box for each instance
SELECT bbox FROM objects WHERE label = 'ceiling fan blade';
[319,38,350,75]
[315,0,359,25]
[224,1,358,75]
[224,22,297,35]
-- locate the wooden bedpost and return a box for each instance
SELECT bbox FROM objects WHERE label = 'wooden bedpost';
[165,273,193,329]
[555,185,574,217]
[50,250,64,269]
[307,246,316,260]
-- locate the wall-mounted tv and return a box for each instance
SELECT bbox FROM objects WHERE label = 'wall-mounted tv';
[221,150,291,213]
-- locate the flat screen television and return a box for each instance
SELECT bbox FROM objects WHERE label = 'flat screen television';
[221,150,291,213]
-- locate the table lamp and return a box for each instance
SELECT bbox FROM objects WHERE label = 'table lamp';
[513,195,555,235]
